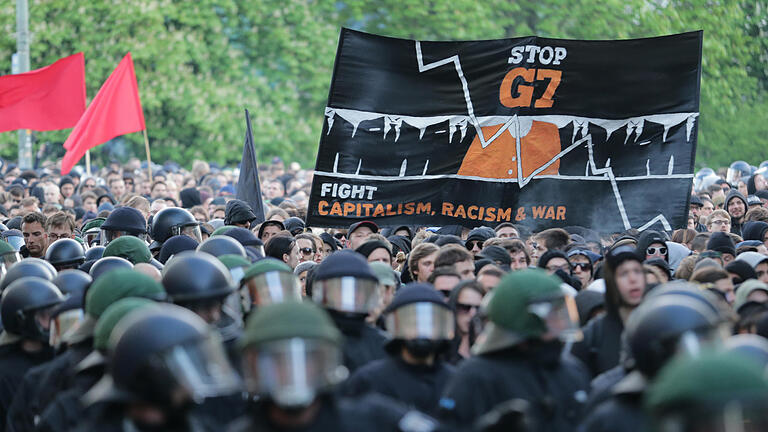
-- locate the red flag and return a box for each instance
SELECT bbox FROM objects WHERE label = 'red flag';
[0,53,86,133]
[61,53,145,174]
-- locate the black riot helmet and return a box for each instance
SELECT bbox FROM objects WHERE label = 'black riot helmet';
[84,246,106,262]
[1,277,65,342]
[383,283,455,357]
[89,256,133,281]
[105,304,241,406]
[45,238,86,271]
[625,293,721,378]
[150,207,201,248]
[99,207,148,246]
[1,258,57,291]
[196,236,246,258]
[50,270,90,350]
[162,252,235,305]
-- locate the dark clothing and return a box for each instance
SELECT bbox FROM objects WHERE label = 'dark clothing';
[570,313,624,377]
[579,393,647,432]
[0,342,54,432]
[6,342,91,432]
[583,365,627,416]
[440,348,590,430]
[227,393,441,432]
[725,190,748,236]
[72,404,217,432]
[330,313,388,373]
[343,355,455,415]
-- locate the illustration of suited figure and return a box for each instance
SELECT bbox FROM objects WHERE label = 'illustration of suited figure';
[457,117,561,179]
[598,119,670,177]
[557,119,608,176]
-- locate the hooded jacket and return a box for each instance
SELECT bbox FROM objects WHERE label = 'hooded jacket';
[635,230,668,263]
[725,190,748,235]
[223,199,256,226]
[571,247,643,377]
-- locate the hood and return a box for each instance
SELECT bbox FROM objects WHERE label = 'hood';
[224,199,256,225]
[635,230,668,262]
[734,280,768,311]
[604,246,643,317]
[742,221,768,242]
[724,190,748,217]
[665,241,691,273]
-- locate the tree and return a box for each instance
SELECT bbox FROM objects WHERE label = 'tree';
[0,0,765,169]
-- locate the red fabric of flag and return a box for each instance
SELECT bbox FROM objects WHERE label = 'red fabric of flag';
[61,52,145,174]
[0,53,86,133]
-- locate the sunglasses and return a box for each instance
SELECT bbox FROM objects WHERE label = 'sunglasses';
[646,247,667,255]
[465,240,484,250]
[571,262,592,271]
[299,247,315,256]
[457,303,479,313]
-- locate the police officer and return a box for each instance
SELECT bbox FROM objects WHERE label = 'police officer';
[344,283,456,415]
[149,207,201,254]
[0,277,64,429]
[238,258,302,319]
[44,238,86,271]
[162,252,235,325]
[645,352,768,431]
[87,256,133,281]
[75,304,241,431]
[440,269,589,430]
[36,299,159,432]
[99,207,148,246]
[5,269,166,432]
[312,251,388,372]
[102,236,153,265]
[571,245,646,377]
[229,300,441,432]
[579,289,722,432]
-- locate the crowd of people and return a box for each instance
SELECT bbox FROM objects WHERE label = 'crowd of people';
[0,155,765,431]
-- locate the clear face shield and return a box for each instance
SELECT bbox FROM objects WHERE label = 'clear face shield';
[527,296,582,343]
[0,251,22,279]
[155,332,242,404]
[312,277,381,314]
[99,229,148,246]
[49,309,85,350]
[171,224,203,244]
[240,271,302,313]
[84,228,100,248]
[656,400,768,432]
[385,303,455,341]
[243,338,348,408]
[727,168,745,186]
[4,236,24,252]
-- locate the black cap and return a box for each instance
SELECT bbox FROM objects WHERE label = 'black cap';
[348,220,378,236]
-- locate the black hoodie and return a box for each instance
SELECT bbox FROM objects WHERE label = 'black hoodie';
[635,230,668,263]
[724,190,748,236]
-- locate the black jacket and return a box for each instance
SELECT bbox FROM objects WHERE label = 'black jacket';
[0,341,54,432]
[578,372,648,432]
[227,393,443,432]
[440,347,590,430]
[6,342,92,432]
[330,313,388,373]
[570,312,624,377]
[343,355,455,416]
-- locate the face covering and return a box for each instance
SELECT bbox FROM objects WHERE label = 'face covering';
[403,339,444,359]
[529,339,564,369]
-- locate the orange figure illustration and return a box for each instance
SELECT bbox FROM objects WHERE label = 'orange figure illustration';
[458,118,561,179]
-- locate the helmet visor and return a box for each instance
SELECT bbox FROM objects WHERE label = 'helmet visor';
[172,224,202,243]
[726,168,743,185]
[0,251,22,278]
[100,230,147,246]
[49,309,85,349]
[243,338,346,408]
[84,229,100,247]
[527,296,582,343]
[4,235,24,251]
[159,333,242,402]
[385,303,455,341]
[312,277,380,314]
[241,271,301,312]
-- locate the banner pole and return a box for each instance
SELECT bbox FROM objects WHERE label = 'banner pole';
[85,149,91,176]
[142,128,152,180]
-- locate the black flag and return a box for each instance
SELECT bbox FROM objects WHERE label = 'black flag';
[236,109,265,225]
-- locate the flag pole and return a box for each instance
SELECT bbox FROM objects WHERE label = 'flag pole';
[85,150,91,176]
[142,128,152,180]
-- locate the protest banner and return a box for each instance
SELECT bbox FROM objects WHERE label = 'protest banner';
[307,29,702,232]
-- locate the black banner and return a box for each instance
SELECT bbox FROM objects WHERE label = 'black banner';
[307,29,702,233]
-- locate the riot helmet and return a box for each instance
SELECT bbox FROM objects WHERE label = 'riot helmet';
[196,236,246,258]
[312,251,380,315]
[151,207,201,247]
[1,258,56,291]
[727,161,752,185]
[45,238,86,271]
[383,283,455,357]
[1,277,65,342]
[99,207,148,246]
[239,258,301,315]
[0,240,21,280]
[161,252,235,323]
[89,257,133,281]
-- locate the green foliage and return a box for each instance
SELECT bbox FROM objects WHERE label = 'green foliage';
[0,0,764,169]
